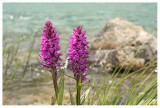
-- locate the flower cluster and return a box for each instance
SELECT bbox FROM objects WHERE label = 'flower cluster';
[40,21,62,74]
[68,26,89,83]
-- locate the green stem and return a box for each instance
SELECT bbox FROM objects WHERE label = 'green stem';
[52,70,59,104]
[76,76,81,105]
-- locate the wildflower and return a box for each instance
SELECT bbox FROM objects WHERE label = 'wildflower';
[68,26,89,83]
[40,21,62,104]
[40,21,62,74]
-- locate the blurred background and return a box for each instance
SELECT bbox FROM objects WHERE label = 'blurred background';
[3,3,157,105]
[3,3,157,49]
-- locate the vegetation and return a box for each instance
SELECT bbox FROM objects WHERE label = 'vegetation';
[3,33,157,105]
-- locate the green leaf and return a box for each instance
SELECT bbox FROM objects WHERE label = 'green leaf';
[58,76,64,105]
[142,88,157,105]
[78,76,81,87]
[134,81,157,105]
[80,87,91,105]
[69,90,75,105]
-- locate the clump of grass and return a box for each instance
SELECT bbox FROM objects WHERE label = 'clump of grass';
[81,39,157,105]
[3,60,20,91]
[3,46,19,75]
[82,57,157,105]
[3,34,34,90]
[3,45,21,90]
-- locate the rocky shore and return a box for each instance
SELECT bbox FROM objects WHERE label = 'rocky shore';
[89,18,157,72]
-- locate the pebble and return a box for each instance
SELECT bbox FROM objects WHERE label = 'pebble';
[36,73,40,76]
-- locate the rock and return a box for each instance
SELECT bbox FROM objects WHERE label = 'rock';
[89,18,157,72]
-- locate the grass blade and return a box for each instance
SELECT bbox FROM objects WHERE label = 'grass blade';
[69,89,75,105]
[58,76,64,105]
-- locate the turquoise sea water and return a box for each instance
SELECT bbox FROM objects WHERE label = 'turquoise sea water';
[3,3,157,45]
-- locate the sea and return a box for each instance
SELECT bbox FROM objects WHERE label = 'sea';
[3,3,157,54]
